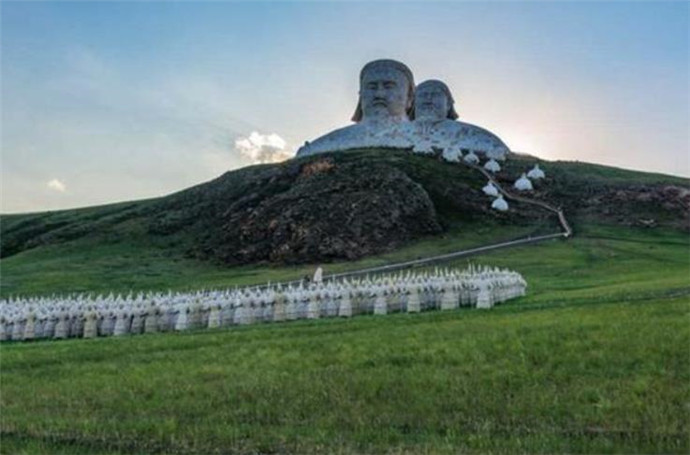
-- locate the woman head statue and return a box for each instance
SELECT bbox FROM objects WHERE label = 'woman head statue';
[351,59,415,122]
[411,79,459,121]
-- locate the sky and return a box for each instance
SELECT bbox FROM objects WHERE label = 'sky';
[1,1,688,213]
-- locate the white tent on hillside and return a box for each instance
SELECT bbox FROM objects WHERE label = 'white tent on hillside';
[463,151,479,165]
[491,195,509,211]
[482,181,499,197]
[527,164,545,180]
[484,158,501,173]
[442,145,462,163]
[514,173,533,191]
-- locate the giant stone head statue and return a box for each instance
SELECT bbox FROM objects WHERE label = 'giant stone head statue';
[412,79,459,121]
[351,59,415,122]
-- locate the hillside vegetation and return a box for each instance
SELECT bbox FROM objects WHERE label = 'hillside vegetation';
[1,150,687,297]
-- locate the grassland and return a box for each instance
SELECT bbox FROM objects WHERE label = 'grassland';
[1,224,688,454]
[0,219,553,297]
[1,152,688,453]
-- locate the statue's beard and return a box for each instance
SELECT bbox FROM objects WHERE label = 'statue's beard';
[363,104,390,118]
[361,100,409,122]
[362,107,408,123]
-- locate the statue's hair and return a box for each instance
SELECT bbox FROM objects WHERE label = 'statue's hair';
[409,79,459,120]
[351,59,415,123]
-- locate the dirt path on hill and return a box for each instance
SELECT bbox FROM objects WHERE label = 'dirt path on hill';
[257,160,573,286]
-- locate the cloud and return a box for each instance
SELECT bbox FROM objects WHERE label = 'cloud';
[234,131,294,164]
[46,179,67,193]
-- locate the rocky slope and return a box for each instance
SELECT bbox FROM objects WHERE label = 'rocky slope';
[147,150,548,265]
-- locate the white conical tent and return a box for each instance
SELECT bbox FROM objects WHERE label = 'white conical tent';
[482,181,499,197]
[442,145,462,163]
[491,195,509,211]
[514,173,533,191]
[483,159,501,173]
[463,151,479,164]
[527,164,545,180]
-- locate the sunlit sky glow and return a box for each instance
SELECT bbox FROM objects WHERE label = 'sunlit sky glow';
[2,1,688,213]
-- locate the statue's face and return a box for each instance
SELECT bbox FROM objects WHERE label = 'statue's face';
[415,83,449,120]
[360,67,411,120]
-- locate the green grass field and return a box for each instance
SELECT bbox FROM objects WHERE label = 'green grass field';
[0,219,554,297]
[2,224,688,454]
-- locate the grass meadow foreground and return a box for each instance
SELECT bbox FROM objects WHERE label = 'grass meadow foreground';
[1,225,689,454]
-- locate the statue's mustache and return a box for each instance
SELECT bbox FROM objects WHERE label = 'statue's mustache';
[371,97,387,106]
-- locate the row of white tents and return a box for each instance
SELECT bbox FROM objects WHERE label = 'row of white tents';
[483,164,547,212]
[0,265,527,342]
[409,139,548,213]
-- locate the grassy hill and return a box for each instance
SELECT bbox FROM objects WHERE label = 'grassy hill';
[1,150,687,297]
[1,151,689,453]
[1,225,688,454]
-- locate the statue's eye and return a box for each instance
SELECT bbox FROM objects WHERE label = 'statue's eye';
[366,82,378,90]
[384,81,396,89]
